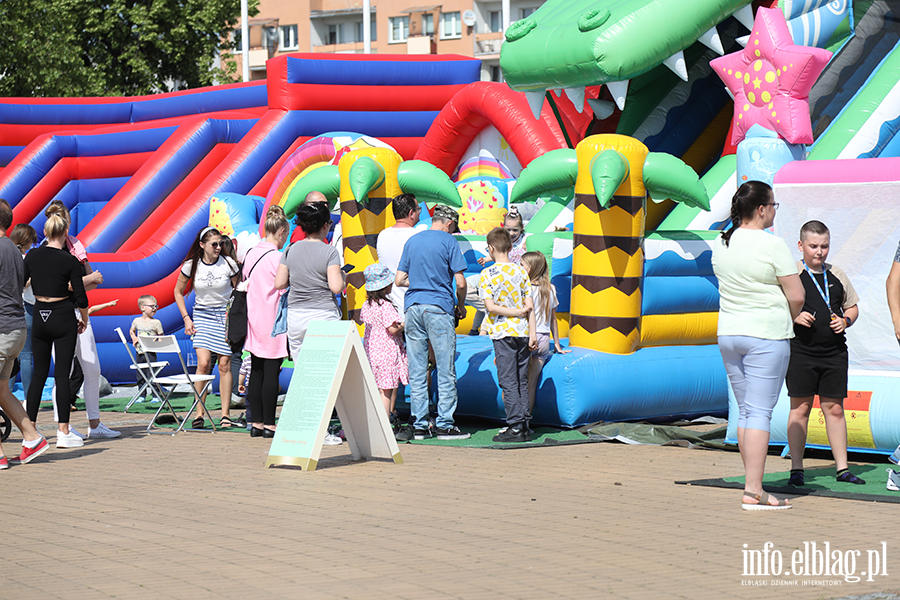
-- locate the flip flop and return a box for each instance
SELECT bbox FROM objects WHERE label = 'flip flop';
[219,416,235,428]
[742,491,792,511]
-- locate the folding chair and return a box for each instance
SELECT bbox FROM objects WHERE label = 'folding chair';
[138,334,217,434]
[114,327,169,412]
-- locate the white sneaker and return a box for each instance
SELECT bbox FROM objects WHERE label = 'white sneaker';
[323,433,342,446]
[887,468,900,492]
[88,423,121,439]
[56,430,85,448]
[68,427,86,440]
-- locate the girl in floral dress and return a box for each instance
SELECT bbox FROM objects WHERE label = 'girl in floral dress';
[361,263,408,420]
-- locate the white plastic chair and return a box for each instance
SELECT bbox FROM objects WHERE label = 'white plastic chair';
[114,327,169,412]
[138,334,217,434]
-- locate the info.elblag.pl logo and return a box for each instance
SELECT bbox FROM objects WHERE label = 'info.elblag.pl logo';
[742,542,888,586]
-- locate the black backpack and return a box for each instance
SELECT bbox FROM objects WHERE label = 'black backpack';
[227,250,275,353]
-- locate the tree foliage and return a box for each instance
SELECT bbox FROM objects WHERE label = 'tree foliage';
[0,0,258,97]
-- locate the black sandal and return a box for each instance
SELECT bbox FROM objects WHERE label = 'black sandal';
[836,470,865,485]
[219,416,235,428]
[191,417,205,429]
[787,470,804,486]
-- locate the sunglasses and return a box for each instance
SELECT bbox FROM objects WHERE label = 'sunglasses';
[207,242,221,249]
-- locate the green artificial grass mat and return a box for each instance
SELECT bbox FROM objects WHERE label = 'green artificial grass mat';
[404,426,596,449]
[676,464,900,503]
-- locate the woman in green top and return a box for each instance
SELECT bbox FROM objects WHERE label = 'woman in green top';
[711,181,805,511]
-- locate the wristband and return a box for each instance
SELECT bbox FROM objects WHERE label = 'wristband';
[182,314,190,321]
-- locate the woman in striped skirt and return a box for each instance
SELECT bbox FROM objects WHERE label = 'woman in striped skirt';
[174,227,240,429]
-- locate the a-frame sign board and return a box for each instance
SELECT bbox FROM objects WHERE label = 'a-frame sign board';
[265,320,403,470]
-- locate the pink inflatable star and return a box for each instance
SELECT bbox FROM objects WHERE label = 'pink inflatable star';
[711,7,831,145]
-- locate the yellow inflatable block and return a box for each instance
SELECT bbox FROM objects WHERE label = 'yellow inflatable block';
[339,147,403,201]
[456,305,478,335]
[345,285,365,314]
[572,245,643,278]
[569,323,639,355]
[571,285,641,318]
[574,134,648,198]
[344,246,378,270]
[640,312,718,347]
[556,313,570,338]
[573,203,644,237]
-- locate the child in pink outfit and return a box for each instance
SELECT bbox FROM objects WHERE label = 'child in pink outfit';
[361,263,408,421]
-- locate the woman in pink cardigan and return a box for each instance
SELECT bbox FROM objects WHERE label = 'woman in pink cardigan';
[243,206,289,438]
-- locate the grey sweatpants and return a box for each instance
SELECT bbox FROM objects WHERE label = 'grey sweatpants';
[493,336,531,428]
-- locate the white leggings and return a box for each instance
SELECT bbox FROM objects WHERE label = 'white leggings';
[52,317,101,422]
[718,335,790,433]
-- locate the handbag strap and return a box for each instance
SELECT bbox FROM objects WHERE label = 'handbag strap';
[242,249,277,283]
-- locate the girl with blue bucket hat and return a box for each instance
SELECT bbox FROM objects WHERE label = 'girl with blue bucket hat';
[361,263,408,431]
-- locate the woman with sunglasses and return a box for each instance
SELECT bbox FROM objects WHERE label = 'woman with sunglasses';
[712,181,805,510]
[174,227,240,429]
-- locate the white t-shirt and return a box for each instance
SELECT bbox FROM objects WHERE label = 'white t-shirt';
[376,225,423,316]
[531,283,559,334]
[181,256,239,308]
[711,228,797,340]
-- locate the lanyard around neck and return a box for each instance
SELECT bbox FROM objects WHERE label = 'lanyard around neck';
[803,261,832,315]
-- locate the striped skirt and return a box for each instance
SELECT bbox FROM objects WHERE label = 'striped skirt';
[192,304,231,355]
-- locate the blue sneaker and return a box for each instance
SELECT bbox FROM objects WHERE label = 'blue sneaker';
[890,446,900,465]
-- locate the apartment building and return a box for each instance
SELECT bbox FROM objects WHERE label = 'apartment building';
[226,0,545,82]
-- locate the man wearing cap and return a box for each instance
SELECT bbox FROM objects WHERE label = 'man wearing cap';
[395,204,470,440]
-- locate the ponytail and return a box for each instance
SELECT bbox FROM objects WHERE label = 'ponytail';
[720,181,773,247]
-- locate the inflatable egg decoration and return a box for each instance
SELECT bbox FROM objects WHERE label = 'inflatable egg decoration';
[208,193,265,260]
[455,177,510,235]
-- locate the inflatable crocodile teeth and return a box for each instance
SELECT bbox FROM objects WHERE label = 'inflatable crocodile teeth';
[500,0,752,109]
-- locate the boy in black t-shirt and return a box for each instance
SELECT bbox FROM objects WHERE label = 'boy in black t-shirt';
[786,220,864,486]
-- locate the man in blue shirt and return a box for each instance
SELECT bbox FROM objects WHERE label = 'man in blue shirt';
[396,203,470,440]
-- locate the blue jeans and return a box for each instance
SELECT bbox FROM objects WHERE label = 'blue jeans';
[405,304,458,430]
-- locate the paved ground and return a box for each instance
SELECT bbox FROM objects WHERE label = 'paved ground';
[2,405,898,600]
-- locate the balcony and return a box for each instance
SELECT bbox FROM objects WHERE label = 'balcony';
[313,41,373,53]
[474,32,503,56]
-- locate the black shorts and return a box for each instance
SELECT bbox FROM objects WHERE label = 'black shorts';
[785,349,848,399]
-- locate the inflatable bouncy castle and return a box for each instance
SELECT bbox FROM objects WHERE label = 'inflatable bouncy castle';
[3,1,900,444]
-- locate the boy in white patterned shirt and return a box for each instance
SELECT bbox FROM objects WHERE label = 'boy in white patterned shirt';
[479,227,536,443]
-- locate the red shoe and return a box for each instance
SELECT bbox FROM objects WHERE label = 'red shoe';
[10,437,49,465]
[0,456,8,470]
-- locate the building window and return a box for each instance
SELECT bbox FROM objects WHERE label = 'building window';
[489,11,501,32]
[354,20,377,42]
[233,29,243,50]
[328,24,337,44]
[422,13,434,35]
[389,16,409,43]
[520,7,537,19]
[440,11,461,39]
[279,24,298,50]
[490,65,503,82]
[262,26,278,51]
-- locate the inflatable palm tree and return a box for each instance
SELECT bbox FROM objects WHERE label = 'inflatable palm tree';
[512,134,709,354]
[282,147,461,322]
